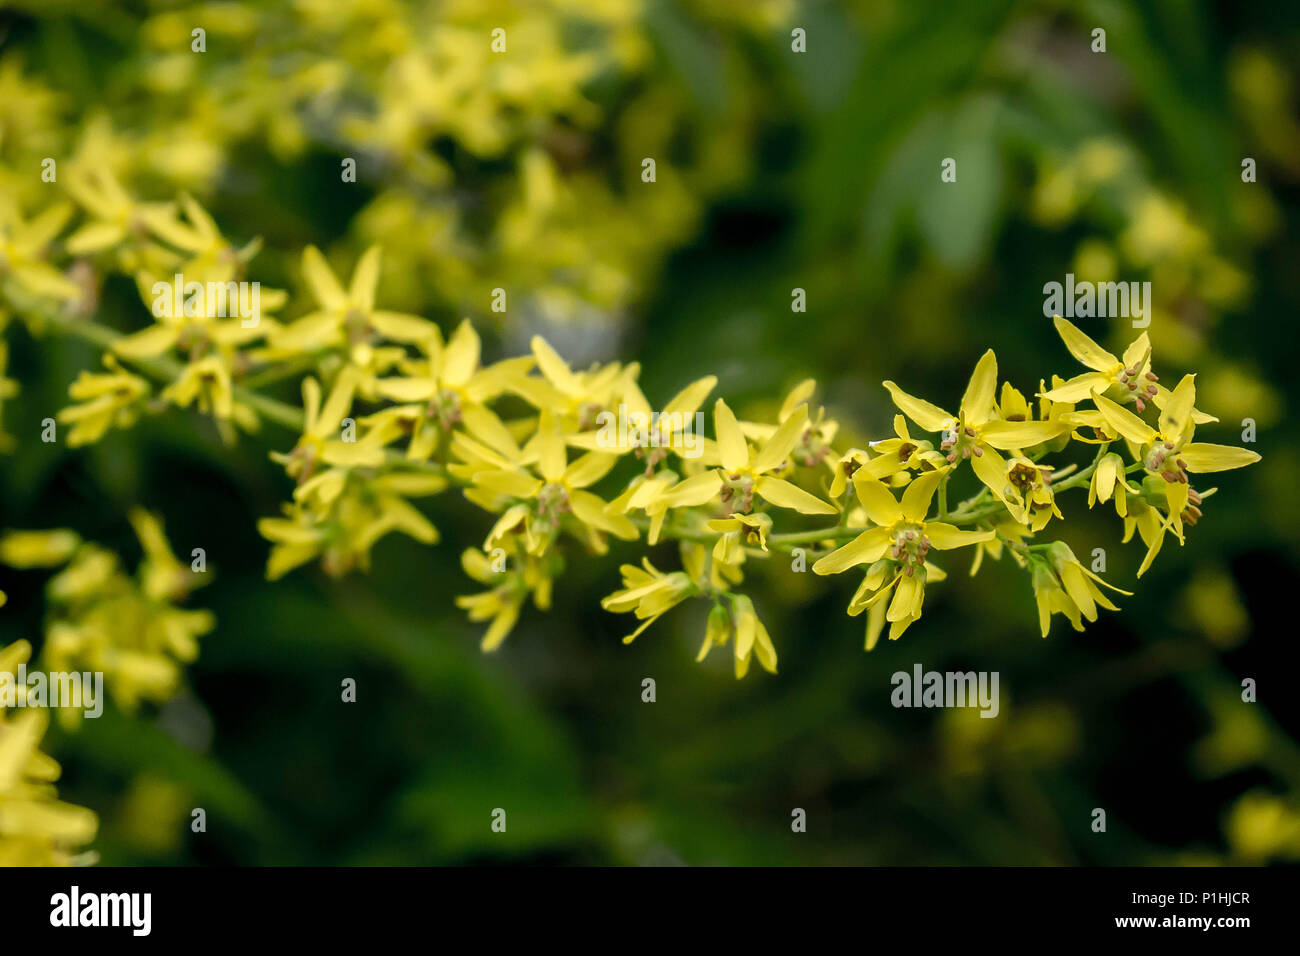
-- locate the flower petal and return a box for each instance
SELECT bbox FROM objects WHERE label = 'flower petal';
[980,419,1066,449]
[1054,316,1117,372]
[530,336,584,397]
[663,375,717,418]
[1178,443,1260,473]
[751,404,807,475]
[564,451,618,489]
[1039,372,1110,403]
[349,246,382,312]
[442,319,481,385]
[923,522,994,550]
[882,381,953,433]
[301,246,348,310]
[812,527,891,574]
[754,475,835,515]
[659,472,723,508]
[960,349,998,426]
[852,473,904,525]
[713,398,750,472]
[1091,391,1156,445]
[369,311,437,343]
[887,573,923,622]
[1157,373,1196,439]
[570,490,637,538]
[899,469,943,521]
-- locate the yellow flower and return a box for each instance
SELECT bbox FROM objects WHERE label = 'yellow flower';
[258,505,330,580]
[604,469,680,543]
[129,509,202,603]
[601,549,774,679]
[259,472,443,581]
[1003,456,1062,532]
[1088,451,1139,517]
[0,200,81,303]
[1041,316,1157,409]
[571,372,717,470]
[161,354,260,438]
[1043,316,1217,423]
[601,557,697,644]
[274,368,386,501]
[706,511,771,567]
[270,245,437,356]
[1030,562,1083,635]
[0,529,81,568]
[829,447,871,499]
[455,547,553,652]
[813,470,993,641]
[113,269,281,361]
[370,319,534,461]
[884,350,1067,518]
[506,335,639,431]
[713,594,778,679]
[56,355,151,447]
[738,379,839,472]
[1091,373,1259,536]
[1030,542,1131,637]
[655,399,835,518]
[467,411,635,556]
[138,194,265,285]
[0,642,98,866]
[858,415,946,484]
[1,519,215,717]
[62,164,177,256]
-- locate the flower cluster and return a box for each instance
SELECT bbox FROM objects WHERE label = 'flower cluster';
[0,0,788,333]
[0,512,213,718]
[0,167,1262,679]
[0,513,211,866]
[243,292,1256,669]
[0,638,98,866]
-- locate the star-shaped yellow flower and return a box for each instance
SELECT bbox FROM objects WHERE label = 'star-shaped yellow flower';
[655,399,836,517]
[1091,373,1259,536]
[270,245,437,356]
[883,350,1067,520]
[813,470,993,641]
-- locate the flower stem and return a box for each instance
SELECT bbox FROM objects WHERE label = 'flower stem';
[44,311,306,432]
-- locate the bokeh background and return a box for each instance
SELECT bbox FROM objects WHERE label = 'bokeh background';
[2,0,1299,864]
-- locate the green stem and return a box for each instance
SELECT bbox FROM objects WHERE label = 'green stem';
[46,312,306,432]
[39,311,1155,557]
[239,353,320,390]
